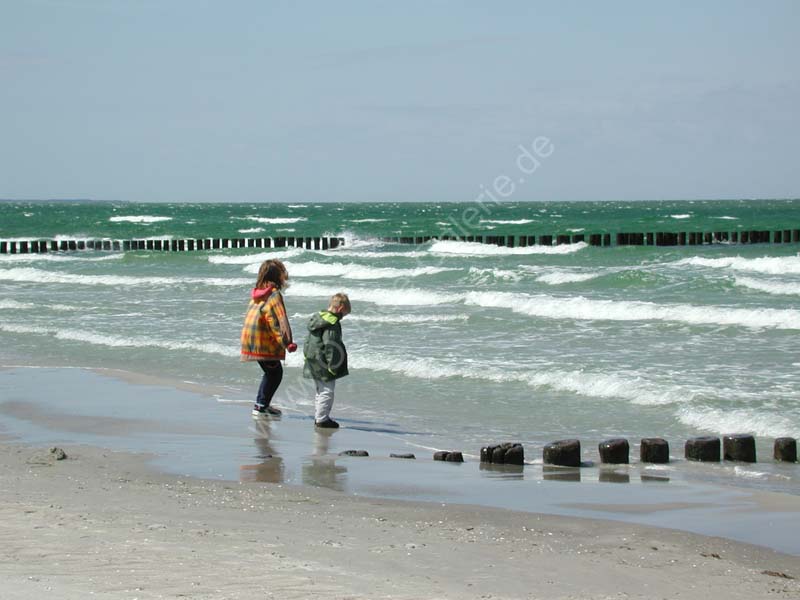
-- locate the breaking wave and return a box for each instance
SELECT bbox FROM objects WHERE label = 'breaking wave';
[675,255,800,276]
[429,240,587,256]
[464,291,800,330]
[0,267,250,288]
[109,216,172,223]
[734,276,800,296]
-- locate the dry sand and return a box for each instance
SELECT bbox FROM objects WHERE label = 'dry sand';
[1,441,798,600]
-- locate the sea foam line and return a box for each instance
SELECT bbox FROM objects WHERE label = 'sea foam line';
[429,240,587,256]
[109,215,172,223]
[675,255,800,276]
[0,323,238,357]
[464,291,800,330]
[248,261,459,280]
[286,282,461,306]
[245,216,307,224]
[0,267,250,288]
[734,276,800,296]
[676,405,798,438]
[345,352,693,406]
[0,253,124,263]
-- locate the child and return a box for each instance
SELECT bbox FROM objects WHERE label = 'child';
[302,293,350,428]
[241,259,296,417]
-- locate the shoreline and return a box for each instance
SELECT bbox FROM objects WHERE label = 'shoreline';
[1,366,800,553]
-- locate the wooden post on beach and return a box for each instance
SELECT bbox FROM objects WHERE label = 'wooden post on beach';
[572,234,585,243]
[640,438,669,463]
[480,443,524,465]
[539,235,553,246]
[543,439,581,467]
[793,230,800,243]
[589,234,601,246]
[603,233,611,246]
[774,438,797,462]
[599,439,629,464]
[723,434,756,463]
[685,436,720,462]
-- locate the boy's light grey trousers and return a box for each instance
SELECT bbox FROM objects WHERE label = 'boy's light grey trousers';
[314,379,335,422]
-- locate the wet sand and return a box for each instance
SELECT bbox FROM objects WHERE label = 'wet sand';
[0,366,799,598]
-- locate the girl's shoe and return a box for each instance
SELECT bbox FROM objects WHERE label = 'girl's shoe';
[252,405,282,417]
[315,418,339,429]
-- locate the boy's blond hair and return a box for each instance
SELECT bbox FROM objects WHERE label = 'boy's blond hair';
[329,293,351,313]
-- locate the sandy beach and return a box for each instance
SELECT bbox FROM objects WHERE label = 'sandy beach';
[0,366,799,598]
[0,443,799,600]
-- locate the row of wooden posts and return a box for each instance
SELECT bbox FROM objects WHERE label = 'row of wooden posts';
[386,229,800,247]
[0,236,344,254]
[1,228,799,254]
[419,435,798,466]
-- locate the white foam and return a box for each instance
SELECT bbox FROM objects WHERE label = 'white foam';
[346,351,690,406]
[246,216,307,224]
[535,271,600,285]
[479,219,535,225]
[675,255,800,276]
[734,276,800,296]
[350,218,387,223]
[287,204,308,208]
[468,267,522,282]
[207,248,306,264]
[429,240,587,256]
[238,227,264,234]
[677,405,797,438]
[0,299,35,310]
[714,216,739,220]
[347,313,469,324]
[266,261,459,280]
[670,214,691,219]
[0,267,250,288]
[464,291,800,330]
[109,216,172,223]
[0,323,238,357]
[286,282,461,306]
[0,253,124,263]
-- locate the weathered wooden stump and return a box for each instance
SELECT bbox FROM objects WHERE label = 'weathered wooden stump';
[723,434,756,462]
[389,453,416,459]
[774,438,797,463]
[434,451,464,463]
[338,450,369,457]
[599,438,629,464]
[543,439,581,467]
[640,438,669,463]
[481,442,524,465]
[685,436,720,462]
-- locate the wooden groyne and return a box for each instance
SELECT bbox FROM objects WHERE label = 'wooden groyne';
[0,236,344,254]
[0,228,798,253]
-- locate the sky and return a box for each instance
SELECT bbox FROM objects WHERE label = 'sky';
[1,1,798,203]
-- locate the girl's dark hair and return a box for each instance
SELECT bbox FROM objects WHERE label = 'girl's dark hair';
[255,259,288,290]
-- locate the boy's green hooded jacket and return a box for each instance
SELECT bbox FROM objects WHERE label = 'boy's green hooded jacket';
[302,311,348,381]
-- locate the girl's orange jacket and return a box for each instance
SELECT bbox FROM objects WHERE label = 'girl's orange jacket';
[240,285,291,361]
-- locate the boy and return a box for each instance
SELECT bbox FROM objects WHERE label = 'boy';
[302,293,350,428]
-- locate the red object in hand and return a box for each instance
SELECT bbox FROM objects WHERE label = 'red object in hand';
[287,343,298,353]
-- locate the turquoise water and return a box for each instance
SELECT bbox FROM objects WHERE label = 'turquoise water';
[1,199,799,488]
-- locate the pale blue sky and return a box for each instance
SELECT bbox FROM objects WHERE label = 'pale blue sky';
[1,1,798,202]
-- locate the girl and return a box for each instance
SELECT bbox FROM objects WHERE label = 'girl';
[241,259,296,416]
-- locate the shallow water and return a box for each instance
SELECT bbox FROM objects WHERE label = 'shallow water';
[1,199,799,490]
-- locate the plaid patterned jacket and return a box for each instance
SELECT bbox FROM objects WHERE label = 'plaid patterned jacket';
[240,286,290,361]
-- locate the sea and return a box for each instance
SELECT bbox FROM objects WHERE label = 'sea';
[1,198,799,491]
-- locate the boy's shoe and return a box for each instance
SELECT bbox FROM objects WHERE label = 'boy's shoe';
[314,418,339,429]
[252,405,282,417]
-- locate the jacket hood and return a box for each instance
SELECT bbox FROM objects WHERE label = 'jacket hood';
[307,310,339,332]
[251,285,275,301]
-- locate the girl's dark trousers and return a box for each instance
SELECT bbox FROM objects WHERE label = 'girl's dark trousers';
[256,360,283,408]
